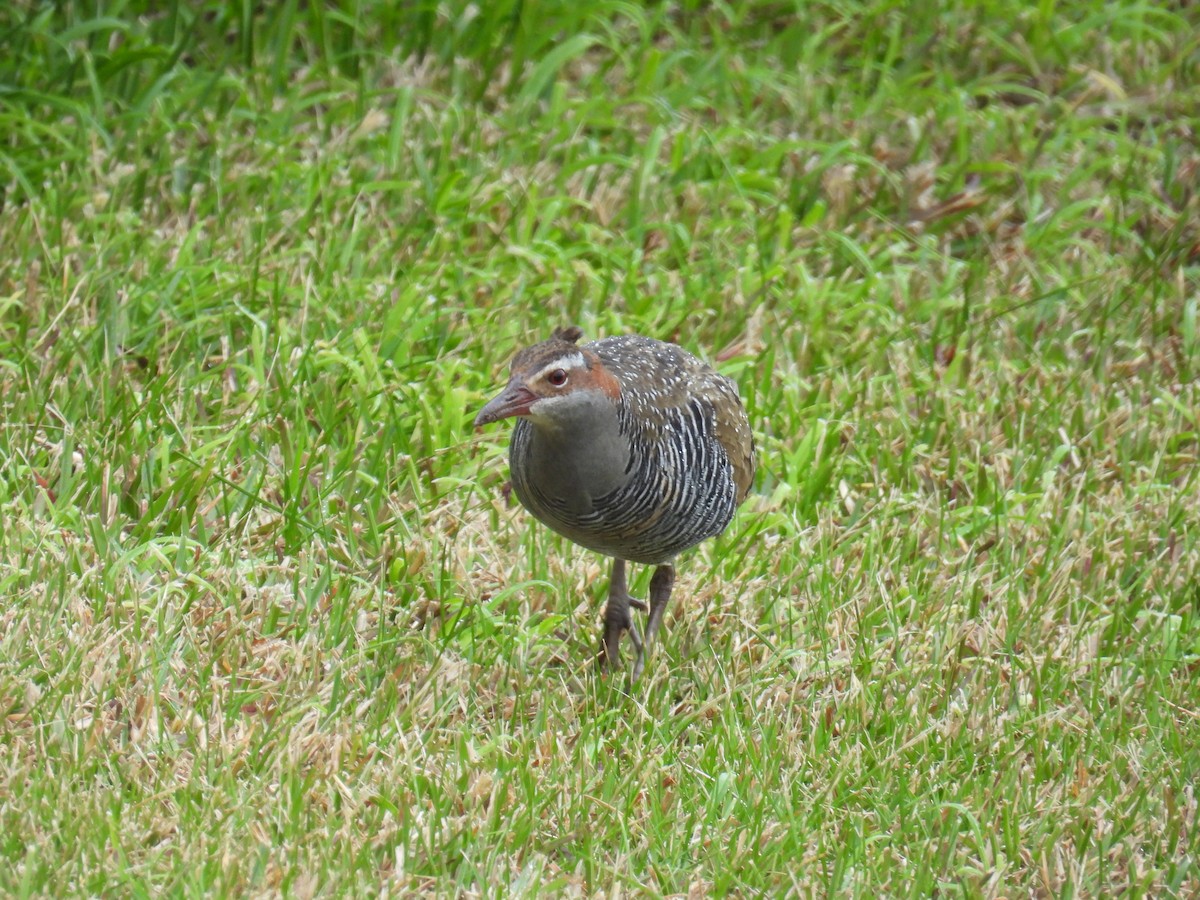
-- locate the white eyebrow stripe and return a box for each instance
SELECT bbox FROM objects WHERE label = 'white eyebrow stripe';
[536,353,586,379]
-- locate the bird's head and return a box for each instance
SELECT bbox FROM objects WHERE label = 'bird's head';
[474,326,620,428]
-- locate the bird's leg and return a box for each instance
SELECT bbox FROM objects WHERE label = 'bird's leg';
[624,564,681,681]
[598,558,643,674]
[644,564,676,649]
[628,564,675,683]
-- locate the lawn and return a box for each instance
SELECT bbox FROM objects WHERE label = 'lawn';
[1,0,1198,895]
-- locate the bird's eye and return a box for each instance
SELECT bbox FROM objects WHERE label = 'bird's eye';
[547,369,568,387]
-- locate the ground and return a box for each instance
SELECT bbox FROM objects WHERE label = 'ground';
[0,1,1197,895]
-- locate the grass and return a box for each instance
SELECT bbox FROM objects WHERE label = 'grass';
[1,0,1198,894]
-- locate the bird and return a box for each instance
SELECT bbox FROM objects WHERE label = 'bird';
[474,325,755,681]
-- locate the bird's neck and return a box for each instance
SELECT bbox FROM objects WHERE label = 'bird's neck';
[521,393,631,508]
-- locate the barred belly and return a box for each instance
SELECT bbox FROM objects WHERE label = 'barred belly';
[509,398,738,565]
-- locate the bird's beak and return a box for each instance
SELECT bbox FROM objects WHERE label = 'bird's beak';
[474,380,536,427]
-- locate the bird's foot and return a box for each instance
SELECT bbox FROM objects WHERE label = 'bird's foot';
[597,590,645,679]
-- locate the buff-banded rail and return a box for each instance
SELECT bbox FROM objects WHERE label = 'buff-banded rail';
[475,326,755,681]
